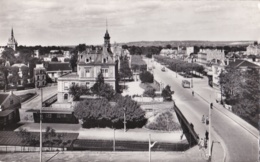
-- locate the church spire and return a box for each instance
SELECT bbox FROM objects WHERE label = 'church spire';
[11,27,14,38]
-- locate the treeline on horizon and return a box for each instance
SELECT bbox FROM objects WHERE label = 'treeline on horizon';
[12,40,255,57]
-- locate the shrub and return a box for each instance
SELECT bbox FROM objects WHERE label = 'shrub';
[143,88,156,99]
[139,71,154,83]
[161,85,173,101]
[146,111,181,131]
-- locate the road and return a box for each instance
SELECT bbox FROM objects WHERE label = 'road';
[147,59,258,162]
[21,86,58,110]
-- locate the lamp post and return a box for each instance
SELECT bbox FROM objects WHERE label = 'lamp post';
[175,64,178,78]
[40,87,43,162]
[123,107,127,132]
[191,57,194,88]
[149,134,157,162]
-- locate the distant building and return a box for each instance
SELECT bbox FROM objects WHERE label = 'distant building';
[34,64,47,87]
[57,28,118,103]
[34,50,40,58]
[0,91,21,129]
[160,49,177,58]
[186,47,194,56]
[44,62,72,82]
[246,44,260,56]
[197,49,225,66]
[11,63,30,85]
[7,28,18,51]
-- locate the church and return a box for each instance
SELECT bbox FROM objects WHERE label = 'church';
[7,28,18,51]
[57,28,119,103]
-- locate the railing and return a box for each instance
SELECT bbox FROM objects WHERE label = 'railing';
[174,104,199,147]
[42,94,57,107]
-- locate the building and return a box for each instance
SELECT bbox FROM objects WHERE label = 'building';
[10,63,30,85]
[0,91,21,129]
[160,49,177,58]
[246,44,260,56]
[186,47,194,56]
[34,64,47,87]
[57,28,118,103]
[45,62,72,82]
[197,49,225,66]
[7,28,18,51]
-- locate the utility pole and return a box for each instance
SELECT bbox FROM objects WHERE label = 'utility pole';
[40,87,42,162]
[176,64,177,78]
[208,99,212,160]
[123,107,126,132]
[149,134,157,162]
[191,57,193,88]
[113,129,115,151]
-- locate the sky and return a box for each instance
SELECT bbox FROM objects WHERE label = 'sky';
[0,0,260,46]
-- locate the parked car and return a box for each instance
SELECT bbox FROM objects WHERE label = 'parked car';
[182,80,190,88]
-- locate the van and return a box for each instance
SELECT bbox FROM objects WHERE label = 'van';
[182,80,190,88]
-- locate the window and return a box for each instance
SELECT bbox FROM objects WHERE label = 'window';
[10,99,13,105]
[86,58,89,63]
[103,58,107,63]
[52,73,54,77]
[64,93,68,100]
[86,82,90,87]
[46,114,52,118]
[101,68,109,77]
[85,69,90,77]
[57,114,61,118]
[64,82,69,90]
[72,82,75,85]
[37,76,40,80]
[81,55,83,59]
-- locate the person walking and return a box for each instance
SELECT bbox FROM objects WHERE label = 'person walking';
[202,115,205,123]
[206,116,209,125]
[205,130,209,141]
[192,91,194,96]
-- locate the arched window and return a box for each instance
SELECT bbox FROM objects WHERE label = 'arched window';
[64,94,68,100]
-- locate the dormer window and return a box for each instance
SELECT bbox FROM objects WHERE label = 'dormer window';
[103,58,107,63]
[86,58,89,63]
[81,55,83,59]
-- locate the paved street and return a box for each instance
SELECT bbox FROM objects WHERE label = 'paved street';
[146,59,258,162]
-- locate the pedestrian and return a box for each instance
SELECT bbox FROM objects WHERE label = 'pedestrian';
[206,116,209,125]
[198,138,204,150]
[204,138,207,149]
[205,130,209,141]
[202,115,205,123]
[210,102,213,109]
[190,123,194,129]
[192,91,194,96]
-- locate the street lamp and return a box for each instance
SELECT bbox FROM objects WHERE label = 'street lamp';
[40,87,43,162]
[191,57,194,88]
[149,134,157,162]
[175,64,178,78]
[123,107,127,132]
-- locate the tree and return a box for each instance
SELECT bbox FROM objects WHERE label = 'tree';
[51,57,58,62]
[16,128,38,149]
[44,126,56,150]
[166,44,172,49]
[91,71,115,100]
[139,71,154,83]
[73,95,146,129]
[9,66,20,86]
[69,84,90,101]
[143,88,156,99]
[0,65,9,90]
[21,66,29,85]
[161,85,173,101]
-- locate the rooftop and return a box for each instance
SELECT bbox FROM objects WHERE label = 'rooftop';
[0,94,9,105]
[0,110,14,117]
[58,72,79,79]
[228,59,260,68]
[45,62,72,72]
